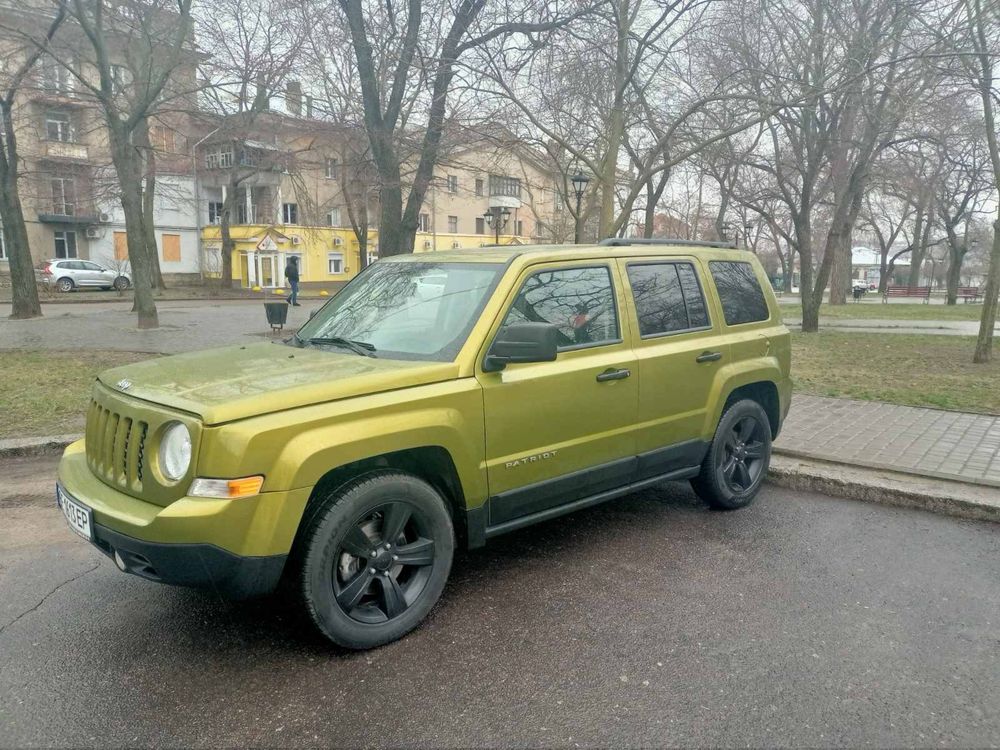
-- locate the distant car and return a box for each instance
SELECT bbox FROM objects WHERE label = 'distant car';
[852,279,876,292]
[35,259,131,293]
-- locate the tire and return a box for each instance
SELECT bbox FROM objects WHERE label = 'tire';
[57,277,74,293]
[691,399,772,510]
[113,276,130,291]
[296,471,454,649]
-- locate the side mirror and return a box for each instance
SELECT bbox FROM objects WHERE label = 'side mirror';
[483,322,559,372]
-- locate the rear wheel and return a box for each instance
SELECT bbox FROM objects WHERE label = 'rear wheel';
[297,471,454,649]
[57,277,74,293]
[691,399,772,510]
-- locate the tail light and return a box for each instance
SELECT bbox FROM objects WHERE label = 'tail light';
[40,263,52,276]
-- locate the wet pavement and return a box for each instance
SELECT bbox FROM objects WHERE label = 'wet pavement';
[2,454,1000,748]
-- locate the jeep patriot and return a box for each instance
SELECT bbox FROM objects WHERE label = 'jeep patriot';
[56,240,791,649]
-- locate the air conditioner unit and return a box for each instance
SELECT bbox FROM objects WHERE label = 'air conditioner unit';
[333,237,344,246]
[98,212,111,223]
[291,235,302,245]
[451,241,460,249]
[85,227,100,239]
[423,240,432,250]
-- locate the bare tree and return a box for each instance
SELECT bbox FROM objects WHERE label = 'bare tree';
[0,1,67,319]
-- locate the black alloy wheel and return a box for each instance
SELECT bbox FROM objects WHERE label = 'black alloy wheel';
[718,414,767,494]
[297,471,454,649]
[691,398,772,510]
[333,502,437,624]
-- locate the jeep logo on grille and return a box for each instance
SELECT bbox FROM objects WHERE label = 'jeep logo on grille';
[115,379,133,392]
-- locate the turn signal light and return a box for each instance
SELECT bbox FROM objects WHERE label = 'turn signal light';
[188,476,264,499]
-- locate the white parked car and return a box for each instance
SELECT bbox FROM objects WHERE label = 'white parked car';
[35,259,131,293]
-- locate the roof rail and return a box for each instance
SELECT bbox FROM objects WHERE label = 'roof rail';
[599,237,738,250]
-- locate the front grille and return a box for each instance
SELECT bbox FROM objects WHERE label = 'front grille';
[86,399,148,493]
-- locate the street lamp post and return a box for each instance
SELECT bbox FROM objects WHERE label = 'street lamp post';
[570,172,590,244]
[483,206,511,244]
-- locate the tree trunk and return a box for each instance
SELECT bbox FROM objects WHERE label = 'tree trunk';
[142,169,165,291]
[907,207,927,286]
[973,217,1000,363]
[945,248,963,305]
[1,103,41,319]
[110,134,158,328]
[220,176,238,288]
[1,184,41,320]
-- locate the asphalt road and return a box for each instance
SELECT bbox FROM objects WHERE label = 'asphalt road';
[2,455,1000,748]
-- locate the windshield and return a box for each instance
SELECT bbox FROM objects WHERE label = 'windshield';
[295,261,504,361]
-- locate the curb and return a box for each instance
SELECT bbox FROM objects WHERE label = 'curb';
[767,453,1000,525]
[0,435,80,459]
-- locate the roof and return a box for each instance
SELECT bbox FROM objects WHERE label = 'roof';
[382,241,751,266]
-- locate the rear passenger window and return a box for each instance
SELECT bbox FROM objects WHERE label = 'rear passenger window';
[709,261,769,325]
[627,262,710,336]
[501,266,619,349]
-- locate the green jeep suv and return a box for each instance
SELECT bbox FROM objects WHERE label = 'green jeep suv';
[56,240,791,649]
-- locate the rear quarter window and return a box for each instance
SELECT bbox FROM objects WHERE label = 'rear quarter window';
[709,260,770,326]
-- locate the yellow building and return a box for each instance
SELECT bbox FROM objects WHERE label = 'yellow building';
[200,224,521,289]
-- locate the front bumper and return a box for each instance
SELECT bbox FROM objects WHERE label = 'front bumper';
[57,440,312,598]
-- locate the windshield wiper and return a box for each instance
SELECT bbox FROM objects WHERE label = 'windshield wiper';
[307,336,377,357]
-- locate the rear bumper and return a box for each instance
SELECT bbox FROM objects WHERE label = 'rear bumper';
[91,522,286,599]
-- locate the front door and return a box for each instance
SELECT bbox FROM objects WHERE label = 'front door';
[616,257,726,476]
[478,262,639,527]
[259,255,276,287]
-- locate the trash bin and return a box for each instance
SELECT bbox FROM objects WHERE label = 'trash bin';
[264,301,288,331]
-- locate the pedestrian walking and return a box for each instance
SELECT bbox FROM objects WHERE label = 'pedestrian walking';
[285,256,301,306]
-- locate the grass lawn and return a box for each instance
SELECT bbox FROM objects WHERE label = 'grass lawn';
[0,350,157,440]
[781,301,994,322]
[791,332,1000,414]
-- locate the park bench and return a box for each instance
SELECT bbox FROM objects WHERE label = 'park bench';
[958,286,982,303]
[883,286,931,303]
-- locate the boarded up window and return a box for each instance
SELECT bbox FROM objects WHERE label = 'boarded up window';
[113,231,128,260]
[162,233,181,262]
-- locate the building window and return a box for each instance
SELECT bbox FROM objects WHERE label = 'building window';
[205,147,233,169]
[489,174,521,199]
[282,203,298,224]
[114,231,128,260]
[326,208,341,226]
[54,230,77,259]
[447,175,458,193]
[162,233,181,262]
[327,252,344,274]
[45,111,72,142]
[516,220,524,236]
[418,213,430,232]
[208,201,224,224]
[237,148,259,167]
[149,125,175,152]
[51,176,76,215]
[447,215,458,233]
[475,217,485,235]
[554,187,565,212]
[325,158,339,180]
[475,178,484,197]
[40,57,73,95]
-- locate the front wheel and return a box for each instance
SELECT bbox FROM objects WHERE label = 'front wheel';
[691,399,772,510]
[297,471,454,649]
[113,276,130,291]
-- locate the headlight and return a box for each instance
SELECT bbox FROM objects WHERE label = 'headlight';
[159,422,192,481]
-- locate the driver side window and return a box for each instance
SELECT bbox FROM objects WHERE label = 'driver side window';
[500,266,620,349]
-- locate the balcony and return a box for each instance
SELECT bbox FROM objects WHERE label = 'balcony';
[37,208,101,225]
[42,141,89,162]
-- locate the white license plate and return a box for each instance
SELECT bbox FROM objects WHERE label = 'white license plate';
[57,485,93,541]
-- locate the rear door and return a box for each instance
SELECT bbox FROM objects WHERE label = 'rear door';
[478,261,639,527]
[616,257,727,477]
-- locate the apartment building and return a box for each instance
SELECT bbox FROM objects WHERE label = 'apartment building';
[197,108,569,289]
[0,2,202,281]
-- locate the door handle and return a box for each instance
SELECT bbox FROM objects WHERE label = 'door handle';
[596,368,631,382]
[695,351,723,363]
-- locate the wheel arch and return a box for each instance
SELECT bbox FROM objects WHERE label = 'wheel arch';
[292,446,471,554]
[722,381,780,438]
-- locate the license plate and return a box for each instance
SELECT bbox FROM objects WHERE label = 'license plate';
[56,485,93,541]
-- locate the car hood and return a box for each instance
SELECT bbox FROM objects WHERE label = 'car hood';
[98,342,460,424]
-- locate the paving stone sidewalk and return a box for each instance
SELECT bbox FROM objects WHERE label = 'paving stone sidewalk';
[777,395,1000,488]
